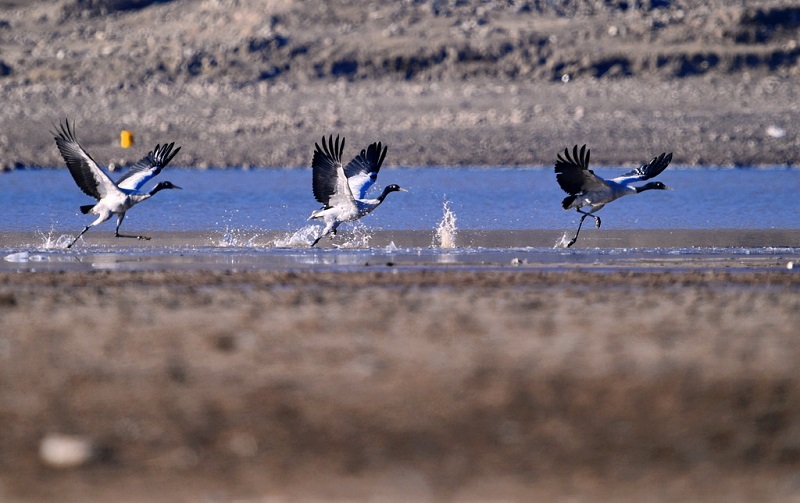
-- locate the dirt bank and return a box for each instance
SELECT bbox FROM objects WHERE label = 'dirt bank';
[0,0,799,168]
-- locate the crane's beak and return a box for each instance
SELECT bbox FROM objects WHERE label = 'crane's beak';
[664,185,674,191]
[398,187,409,193]
[173,184,183,190]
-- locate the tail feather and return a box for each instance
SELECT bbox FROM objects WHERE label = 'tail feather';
[561,195,577,210]
[80,204,95,214]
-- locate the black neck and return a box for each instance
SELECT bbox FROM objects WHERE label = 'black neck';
[635,182,660,193]
[377,187,394,202]
[149,184,167,196]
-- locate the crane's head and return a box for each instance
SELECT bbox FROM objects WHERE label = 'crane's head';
[636,181,673,193]
[153,181,182,192]
[385,184,408,193]
[377,184,408,202]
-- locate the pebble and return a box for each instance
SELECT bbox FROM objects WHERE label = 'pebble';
[39,434,94,468]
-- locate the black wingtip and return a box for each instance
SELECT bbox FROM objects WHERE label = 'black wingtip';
[319,134,345,163]
[147,141,181,168]
[379,144,388,168]
[53,118,76,143]
[561,144,589,168]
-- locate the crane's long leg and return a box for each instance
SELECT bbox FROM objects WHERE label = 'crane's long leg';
[311,222,338,247]
[566,210,602,248]
[66,225,92,248]
[566,213,590,248]
[114,213,151,241]
[577,208,601,228]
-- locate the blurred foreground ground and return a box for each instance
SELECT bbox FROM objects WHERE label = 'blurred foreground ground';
[1,267,800,501]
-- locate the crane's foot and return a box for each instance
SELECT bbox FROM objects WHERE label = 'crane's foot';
[594,216,602,228]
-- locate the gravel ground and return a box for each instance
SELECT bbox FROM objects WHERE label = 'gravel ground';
[1,0,799,169]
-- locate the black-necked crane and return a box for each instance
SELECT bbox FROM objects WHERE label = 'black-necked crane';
[309,134,406,247]
[53,120,182,248]
[555,144,673,248]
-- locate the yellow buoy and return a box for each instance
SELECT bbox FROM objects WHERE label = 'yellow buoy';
[120,130,134,148]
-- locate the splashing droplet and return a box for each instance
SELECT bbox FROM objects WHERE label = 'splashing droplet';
[435,200,457,249]
[273,225,320,247]
[337,222,372,248]
[37,227,74,249]
[215,227,259,247]
[554,232,573,248]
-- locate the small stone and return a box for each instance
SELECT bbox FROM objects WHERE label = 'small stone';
[766,125,786,139]
[40,434,94,468]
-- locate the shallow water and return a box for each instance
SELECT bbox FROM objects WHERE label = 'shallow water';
[1,166,798,232]
[1,229,798,273]
[1,167,798,272]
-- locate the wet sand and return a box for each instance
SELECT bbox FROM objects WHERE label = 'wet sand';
[1,230,800,501]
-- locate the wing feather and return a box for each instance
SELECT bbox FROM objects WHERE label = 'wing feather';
[312,134,345,205]
[116,142,182,190]
[344,141,388,199]
[52,119,117,200]
[611,152,673,185]
[554,144,607,195]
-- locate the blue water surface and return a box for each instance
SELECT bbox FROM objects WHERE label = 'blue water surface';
[0,166,797,232]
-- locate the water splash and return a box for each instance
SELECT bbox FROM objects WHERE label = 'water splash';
[273,223,372,248]
[215,226,260,247]
[273,225,319,248]
[434,200,457,248]
[336,222,372,248]
[554,232,573,248]
[37,227,75,249]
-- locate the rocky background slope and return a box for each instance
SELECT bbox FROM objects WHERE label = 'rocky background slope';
[0,0,799,168]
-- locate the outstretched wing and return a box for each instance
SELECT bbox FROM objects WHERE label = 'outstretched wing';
[312,135,345,205]
[554,144,607,195]
[611,152,673,185]
[344,141,388,199]
[52,119,117,200]
[116,142,182,191]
